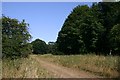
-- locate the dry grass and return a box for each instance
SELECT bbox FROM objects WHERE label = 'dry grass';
[2,54,119,78]
[38,54,120,78]
[2,56,55,78]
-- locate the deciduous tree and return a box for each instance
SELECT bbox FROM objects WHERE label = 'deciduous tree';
[2,15,32,59]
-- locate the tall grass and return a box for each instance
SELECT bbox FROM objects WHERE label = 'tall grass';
[39,54,119,78]
[2,58,22,78]
[2,57,55,78]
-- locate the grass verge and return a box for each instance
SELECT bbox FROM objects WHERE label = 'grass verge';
[38,54,119,78]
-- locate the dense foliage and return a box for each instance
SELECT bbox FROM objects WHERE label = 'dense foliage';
[2,16,32,59]
[0,18,2,58]
[57,2,120,55]
[31,39,48,54]
[48,42,56,53]
[110,24,120,55]
[47,42,61,55]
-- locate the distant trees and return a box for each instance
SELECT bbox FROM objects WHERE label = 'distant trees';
[2,15,32,59]
[31,39,48,54]
[47,42,59,54]
[48,42,55,53]
[56,2,120,55]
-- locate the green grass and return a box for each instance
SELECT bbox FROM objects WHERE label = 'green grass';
[2,56,55,78]
[38,54,119,78]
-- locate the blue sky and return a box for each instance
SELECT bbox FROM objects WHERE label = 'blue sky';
[2,2,97,43]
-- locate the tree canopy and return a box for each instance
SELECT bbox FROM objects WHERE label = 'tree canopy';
[56,2,120,55]
[2,15,32,59]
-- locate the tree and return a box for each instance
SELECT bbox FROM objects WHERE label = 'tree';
[96,2,120,54]
[57,5,89,54]
[109,24,120,55]
[31,39,48,54]
[79,16,105,53]
[2,15,32,59]
[57,5,105,54]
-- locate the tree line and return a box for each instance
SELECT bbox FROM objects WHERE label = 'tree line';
[2,2,120,59]
[31,2,120,56]
[57,2,120,55]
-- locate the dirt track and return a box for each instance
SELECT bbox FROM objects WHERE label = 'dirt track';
[31,55,102,78]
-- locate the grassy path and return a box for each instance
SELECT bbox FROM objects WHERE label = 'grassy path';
[2,54,119,78]
[31,55,102,78]
[37,54,119,78]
